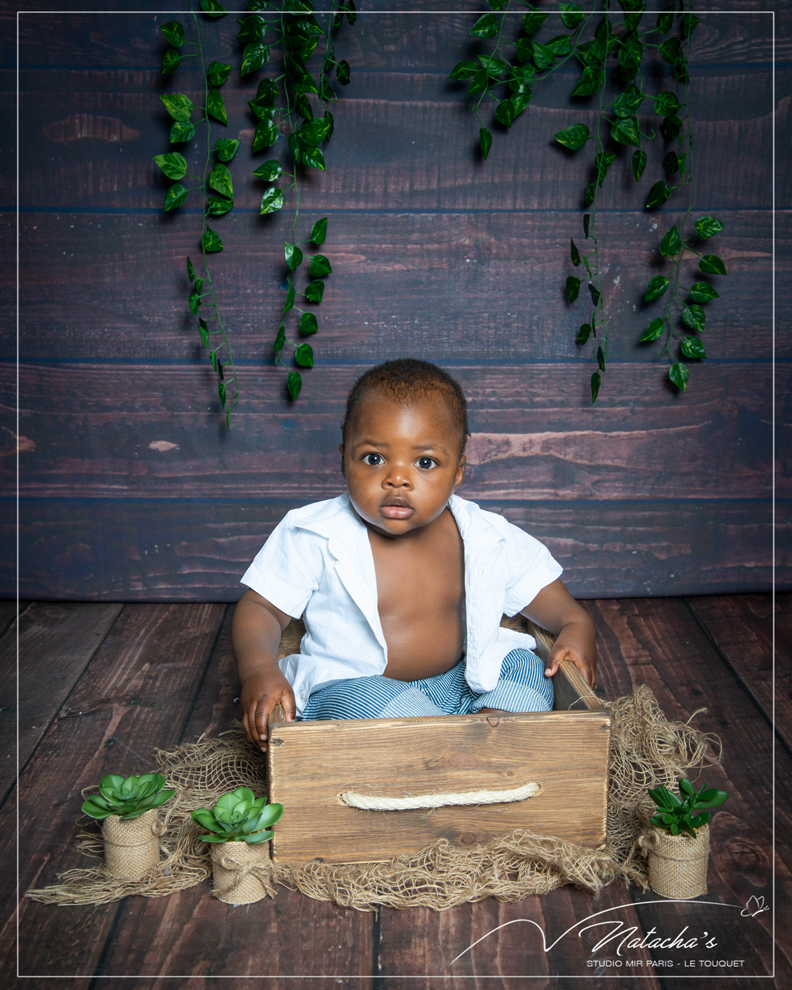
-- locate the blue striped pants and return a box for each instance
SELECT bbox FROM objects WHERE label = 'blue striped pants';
[302,648,553,720]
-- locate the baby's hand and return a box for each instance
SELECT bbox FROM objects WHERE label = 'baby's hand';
[544,625,597,690]
[241,668,297,750]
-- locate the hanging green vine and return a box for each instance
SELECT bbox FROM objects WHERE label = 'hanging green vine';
[153,0,355,425]
[449,0,727,401]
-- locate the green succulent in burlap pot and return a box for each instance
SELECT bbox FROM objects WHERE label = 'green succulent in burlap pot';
[82,773,176,880]
[191,787,283,905]
[640,777,728,899]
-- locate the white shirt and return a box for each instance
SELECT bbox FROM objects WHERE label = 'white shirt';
[240,493,562,716]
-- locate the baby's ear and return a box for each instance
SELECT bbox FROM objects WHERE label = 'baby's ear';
[453,454,466,489]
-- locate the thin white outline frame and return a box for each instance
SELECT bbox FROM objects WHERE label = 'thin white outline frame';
[13,5,777,981]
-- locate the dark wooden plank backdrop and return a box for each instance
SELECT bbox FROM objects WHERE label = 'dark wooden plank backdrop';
[1,0,786,600]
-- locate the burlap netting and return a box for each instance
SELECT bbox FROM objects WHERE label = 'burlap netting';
[26,686,721,912]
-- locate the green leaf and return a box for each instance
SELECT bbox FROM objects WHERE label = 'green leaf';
[300,115,332,147]
[311,217,328,245]
[285,242,303,271]
[214,138,240,163]
[531,42,555,71]
[466,68,488,96]
[656,5,674,33]
[495,99,516,128]
[575,39,606,68]
[161,48,181,74]
[248,99,274,122]
[589,283,601,306]
[515,37,534,65]
[570,239,581,267]
[583,214,590,238]
[187,257,196,283]
[610,116,640,147]
[296,311,318,336]
[689,282,719,304]
[288,132,302,165]
[206,89,227,125]
[295,93,313,120]
[282,284,295,314]
[613,85,644,118]
[253,160,282,182]
[301,145,326,170]
[659,225,681,257]
[219,380,226,407]
[681,336,706,360]
[646,180,672,210]
[572,66,604,98]
[164,183,188,211]
[645,275,669,302]
[487,0,508,9]
[199,319,209,347]
[682,304,706,332]
[660,36,682,66]
[309,254,332,278]
[202,227,223,252]
[691,812,710,828]
[595,151,614,187]
[576,323,592,345]
[546,34,572,57]
[508,65,535,96]
[566,276,581,303]
[618,35,643,71]
[655,91,681,116]
[160,93,193,122]
[200,0,228,18]
[668,361,689,391]
[632,149,647,182]
[449,59,477,80]
[294,342,314,367]
[479,127,492,160]
[336,59,351,85]
[287,370,302,401]
[640,317,665,342]
[253,120,279,153]
[479,54,508,78]
[559,3,584,29]
[553,123,590,151]
[696,789,728,808]
[242,41,270,75]
[694,216,724,239]
[169,120,195,144]
[153,152,187,180]
[682,12,700,36]
[597,345,606,372]
[700,255,727,276]
[663,151,680,175]
[189,290,201,315]
[238,13,265,44]
[522,10,549,35]
[583,182,595,207]
[260,187,285,214]
[208,162,233,199]
[470,13,498,39]
[274,324,286,353]
[591,371,601,402]
[304,281,324,305]
[161,21,185,47]
[661,114,682,142]
[207,195,233,216]
[255,78,278,105]
[207,61,232,87]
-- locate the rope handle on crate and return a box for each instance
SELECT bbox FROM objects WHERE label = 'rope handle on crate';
[338,780,542,811]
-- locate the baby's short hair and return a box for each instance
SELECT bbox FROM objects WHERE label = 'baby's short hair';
[342,358,470,453]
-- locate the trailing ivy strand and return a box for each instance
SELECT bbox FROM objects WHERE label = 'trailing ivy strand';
[154,0,355,425]
[450,0,727,400]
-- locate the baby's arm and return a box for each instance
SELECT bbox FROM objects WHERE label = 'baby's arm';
[232,588,297,750]
[520,578,597,689]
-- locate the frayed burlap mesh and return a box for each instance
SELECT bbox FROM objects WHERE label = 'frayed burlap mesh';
[26,685,721,911]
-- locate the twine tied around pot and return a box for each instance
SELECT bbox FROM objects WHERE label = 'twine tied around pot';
[210,841,275,905]
[102,809,165,880]
[639,823,709,899]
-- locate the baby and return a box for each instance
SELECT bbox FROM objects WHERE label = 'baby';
[233,359,597,749]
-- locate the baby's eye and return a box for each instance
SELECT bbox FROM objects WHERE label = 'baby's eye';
[362,452,384,466]
[417,456,437,470]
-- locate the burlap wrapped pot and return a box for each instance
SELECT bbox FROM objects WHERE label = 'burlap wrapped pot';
[643,823,709,899]
[102,809,162,880]
[211,840,272,905]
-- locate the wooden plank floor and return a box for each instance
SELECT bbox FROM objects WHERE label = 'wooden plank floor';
[0,594,787,989]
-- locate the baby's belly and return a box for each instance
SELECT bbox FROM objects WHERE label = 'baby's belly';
[381,610,465,681]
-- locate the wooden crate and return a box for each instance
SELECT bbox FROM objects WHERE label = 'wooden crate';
[267,618,609,866]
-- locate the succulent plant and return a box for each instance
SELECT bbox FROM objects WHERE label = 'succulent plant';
[191,787,283,844]
[82,773,176,820]
[648,777,728,837]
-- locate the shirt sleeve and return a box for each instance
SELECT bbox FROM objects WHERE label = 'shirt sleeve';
[500,521,563,616]
[239,513,324,618]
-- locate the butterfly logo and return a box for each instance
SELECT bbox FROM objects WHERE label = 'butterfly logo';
[740,895,769,918]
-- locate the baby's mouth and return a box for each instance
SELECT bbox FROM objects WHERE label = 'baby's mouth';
[380,496,414,520]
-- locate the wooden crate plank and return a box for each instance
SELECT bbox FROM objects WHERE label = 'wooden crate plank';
[4,498,777,603]
[0,599,23,637]
[2,363,778,500]
[7,209,780,361]
[2,603,225,979]
[0,601,123,804]
[269,710,610,864]
[684,593,790,748]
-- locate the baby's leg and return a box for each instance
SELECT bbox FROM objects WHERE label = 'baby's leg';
[469,648,554,714]
[302,674,445,720]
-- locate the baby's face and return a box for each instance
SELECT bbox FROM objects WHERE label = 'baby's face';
[340,392,466,538]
